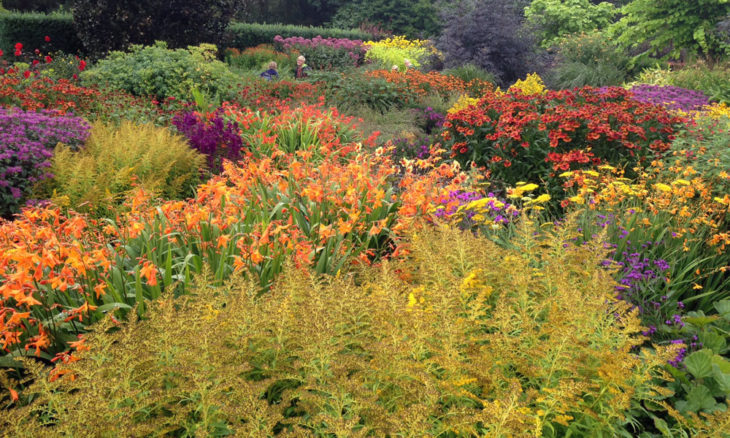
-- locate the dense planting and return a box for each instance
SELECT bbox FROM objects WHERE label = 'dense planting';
[1,10,730,435]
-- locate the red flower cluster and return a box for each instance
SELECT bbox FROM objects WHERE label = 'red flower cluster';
[442,86,686,196]
[0,75,100,113]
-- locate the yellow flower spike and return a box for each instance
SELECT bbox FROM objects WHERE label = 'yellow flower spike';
[654,183,672,193]
[559,171,574,178]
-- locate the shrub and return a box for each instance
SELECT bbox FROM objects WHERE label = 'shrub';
[2,0,67,13]
[363,35,440,71]
[223,44,293,73]
[80,42,241,101]
[314,71,412,113]
[366,69,494,103]
[71,0,237,58]
[443,63,497,86]
[611,0,730,62]
[667,62,730,105]
[0,11,83,55]
[35,121,205,215]
[224,22,373,50]
[172,110,244,173]
[273,35,367,70]
[547,31,631,89]
[330,0,440,38]
[442,86,686,201]
[0,73,99,113]
[0,107,89,217]
[436,0,541,86]
[525,0,617,48]
[2,226,679,436]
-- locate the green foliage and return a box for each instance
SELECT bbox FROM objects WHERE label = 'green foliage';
[2,0,68,12]
[525,0,617,48]
[2,226,678,436]
[611,0,730,62]
[80,42,242,101]
[224,21,373,50]
[0,11,83,55]
[223,45,294,74]
[310,71,411,113]
[330,0,440,38]
[665,304,730,418]
[71,0,237,58]
[34,121,205,216]
[668,62,730,105]
[547,31,631,88]
[443,63,497,85]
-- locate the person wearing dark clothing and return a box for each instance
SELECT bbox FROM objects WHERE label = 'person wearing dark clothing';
[260,61,279,81]
[294,55,311,79]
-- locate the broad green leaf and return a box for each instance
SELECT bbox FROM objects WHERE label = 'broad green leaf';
[685,349,714,378]
[700,331,727,354]
[682,384,718,412]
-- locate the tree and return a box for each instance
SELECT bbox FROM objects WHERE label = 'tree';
[611,0,730,62]
[3,0,69,12]
[72,0,237,58]
[525,0,617,48]
[436,0,541,85]
[330,0,440,38]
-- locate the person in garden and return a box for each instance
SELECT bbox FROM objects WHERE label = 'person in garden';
[294,55,311,79]
[391,64,399,72]
[404,59,413,70]
[259,61,279,81]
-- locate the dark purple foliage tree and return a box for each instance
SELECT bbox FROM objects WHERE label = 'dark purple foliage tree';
[436,0,541,86]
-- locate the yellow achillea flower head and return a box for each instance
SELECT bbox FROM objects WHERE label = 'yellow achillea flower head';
[508,73,546,95]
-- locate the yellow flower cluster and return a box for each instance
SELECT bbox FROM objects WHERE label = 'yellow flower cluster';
[447,94,480,114]
[702,102,730,121]
[507,73,547,95]
[365,35,441,56]
[364,35,442,70]
[508,182,551,210]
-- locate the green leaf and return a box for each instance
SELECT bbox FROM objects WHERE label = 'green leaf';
[683,315,719,327]
[714,300,730,319]
[651,415,671,436]
[683,384,719,413]
[97,303,133,313]
[700,331,727,354]
[685,349,714,378]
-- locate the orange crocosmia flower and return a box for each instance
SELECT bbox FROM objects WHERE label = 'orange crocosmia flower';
[250,249,264,264]
[25,332,50,356]
[15,293,42,308]
[318,224,336,241]
[139,262,158,286]
[217,235,231,249]
[94,282,106,299]
[5,311,30,327]
[368,219,388,236]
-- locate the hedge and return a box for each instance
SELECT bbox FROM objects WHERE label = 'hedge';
[0,12,377,56]
[224,22,376,49]
[0,11,83,55]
